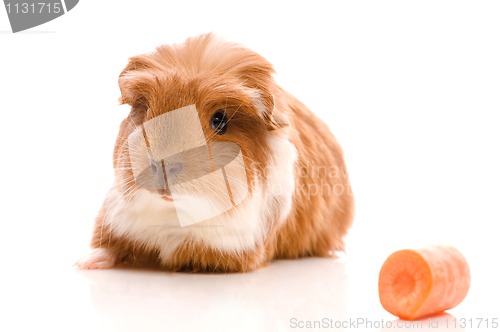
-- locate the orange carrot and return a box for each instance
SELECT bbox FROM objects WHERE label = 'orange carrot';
[378,245,471,320]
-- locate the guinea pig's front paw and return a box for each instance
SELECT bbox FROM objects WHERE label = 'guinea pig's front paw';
[75,248,117,269]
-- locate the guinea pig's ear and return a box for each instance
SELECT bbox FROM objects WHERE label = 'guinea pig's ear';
[246,89,290,130]
[266,99,290,130]
[235,54,289,130]
[117,56,156,110]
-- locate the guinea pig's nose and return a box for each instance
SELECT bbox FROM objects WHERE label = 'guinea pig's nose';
[150,159,162,178]
[139,159,167,190]
[149,160,183,186]
[164,162,183,180]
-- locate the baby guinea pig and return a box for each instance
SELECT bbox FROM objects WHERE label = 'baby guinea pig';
[76,34,354,272]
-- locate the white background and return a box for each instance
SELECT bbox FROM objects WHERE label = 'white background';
[1,1,499,331]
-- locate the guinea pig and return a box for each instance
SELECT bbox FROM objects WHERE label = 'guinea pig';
[76,34,354,272]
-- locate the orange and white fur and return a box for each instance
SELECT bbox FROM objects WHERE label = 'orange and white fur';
[76,34,354,272]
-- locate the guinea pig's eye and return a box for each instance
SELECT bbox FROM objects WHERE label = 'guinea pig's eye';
[210,111,228,134]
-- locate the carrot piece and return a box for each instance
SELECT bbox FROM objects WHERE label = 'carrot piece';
[378,245,471,320]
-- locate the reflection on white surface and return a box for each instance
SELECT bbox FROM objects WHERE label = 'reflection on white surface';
[77,258,349,332]
[1,255,483,332]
